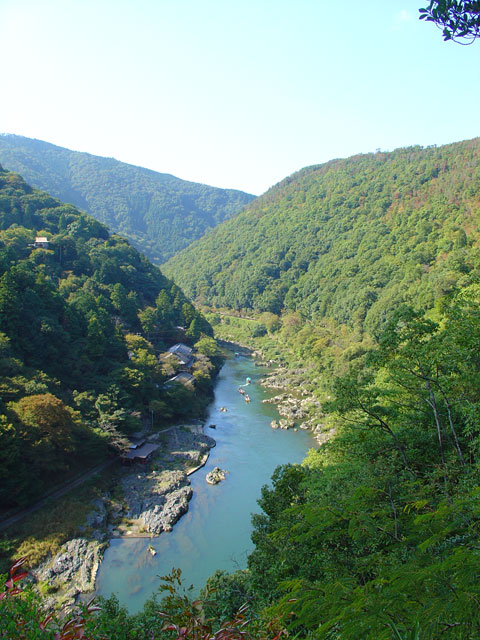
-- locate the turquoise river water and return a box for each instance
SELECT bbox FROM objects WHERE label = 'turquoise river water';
[95,353,315,612]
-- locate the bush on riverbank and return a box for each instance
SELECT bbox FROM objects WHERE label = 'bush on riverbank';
[0,563,288,639]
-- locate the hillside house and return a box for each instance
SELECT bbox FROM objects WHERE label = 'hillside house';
[128,435,146,450]
[166,372,195,388]
[34,237,50,249]
[166,343,194,369]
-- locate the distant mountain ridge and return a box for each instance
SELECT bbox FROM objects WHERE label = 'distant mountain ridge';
[0,134,255,264]
[163,138,480,333]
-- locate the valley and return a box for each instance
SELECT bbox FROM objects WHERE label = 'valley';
[2,136,480,639]
[95,353,315,612]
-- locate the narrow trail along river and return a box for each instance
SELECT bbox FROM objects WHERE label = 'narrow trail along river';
[96,353,315,612]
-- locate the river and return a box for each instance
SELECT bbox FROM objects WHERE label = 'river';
[95,352,315,612]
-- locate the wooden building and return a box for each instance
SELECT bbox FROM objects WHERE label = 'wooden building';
[166,372,195,388]
[165,343,195,369]
[124,442,159,464]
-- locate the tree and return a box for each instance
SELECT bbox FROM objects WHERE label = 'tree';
[87,314,106,359]
[138,306,157,337]
[110,282,127,313]
[156,289,174,325]
[8,394,82,483]
[0,416,26,506]
[194,336,221,358]
[419,0,480,43]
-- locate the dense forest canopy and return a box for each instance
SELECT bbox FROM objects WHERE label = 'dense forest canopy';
[0,166,214,509]
[0,135,255,265]
[164,138,480,334]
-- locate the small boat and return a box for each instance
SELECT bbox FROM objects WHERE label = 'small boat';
[148,545,156,556]
[238,387,245,395]
[245,377,251,385]
[220,406,228,412]
[244,394,251,403]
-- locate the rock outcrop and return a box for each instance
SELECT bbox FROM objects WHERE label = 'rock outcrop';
[260,367,332,443]
[122,469,193,534]
[206,467,227,485]
[32,538,104,607]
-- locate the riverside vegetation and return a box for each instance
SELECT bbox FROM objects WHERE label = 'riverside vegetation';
[162,139,480,639]
[3,137,480,638]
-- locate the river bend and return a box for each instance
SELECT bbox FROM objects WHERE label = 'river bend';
[96,353,315,612]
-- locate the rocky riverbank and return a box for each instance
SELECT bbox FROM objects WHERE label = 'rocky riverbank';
[30,497,111,610]
[29,425,216,609]
[115,429,216,536]
[260,366,335,445]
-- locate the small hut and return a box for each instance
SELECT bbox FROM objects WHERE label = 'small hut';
[34,237,50,249]
[124,442,159,465]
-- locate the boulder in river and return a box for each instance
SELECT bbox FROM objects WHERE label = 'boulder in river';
[206,467,227,485]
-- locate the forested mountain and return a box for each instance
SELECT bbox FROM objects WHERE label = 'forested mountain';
[160,139,480,639]
[164,138,480,334]
[0,166,215,509]
[0,134,255,264]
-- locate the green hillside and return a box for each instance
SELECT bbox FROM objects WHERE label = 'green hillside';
[159,139,480,640]
[164,138,480,333]
[0,134,255,264]
[0,166,215,509]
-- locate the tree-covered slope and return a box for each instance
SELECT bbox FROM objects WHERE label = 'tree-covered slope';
[164,138,480,333]
[0,166,215,509]
[0,134,255,264]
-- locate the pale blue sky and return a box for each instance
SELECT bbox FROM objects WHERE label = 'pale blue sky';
[0,0,479,194]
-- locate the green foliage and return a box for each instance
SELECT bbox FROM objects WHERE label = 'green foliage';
[419,0,480,43]
[252,323,268,338]
[258,313,281,333]
[0,557,103,639]
[0,166,214,509]
[239,286,480,639]
[0,561,288,639]
[201,570,254,623]
[0,134,255,264]
[165,139,480,338]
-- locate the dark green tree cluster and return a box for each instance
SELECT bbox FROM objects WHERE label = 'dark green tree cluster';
[165,138,480,335]
[0,166,214,509]
[0,134,255,264]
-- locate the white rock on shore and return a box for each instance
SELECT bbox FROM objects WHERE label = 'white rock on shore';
[260,366,330,445]
[32,538,104,607]
[122,469,193,534]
